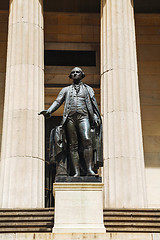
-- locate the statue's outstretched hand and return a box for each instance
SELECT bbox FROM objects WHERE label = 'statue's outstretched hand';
[38,110,51,118]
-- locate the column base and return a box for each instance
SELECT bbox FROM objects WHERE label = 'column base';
[53,182,106,234]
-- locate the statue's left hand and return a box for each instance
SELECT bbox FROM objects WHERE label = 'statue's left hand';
[93,115,100,128]
[38,110,51,118]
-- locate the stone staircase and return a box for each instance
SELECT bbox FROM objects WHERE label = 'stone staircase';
[0,208,160,233]
[104,208,160,232]
[0,208,54,233]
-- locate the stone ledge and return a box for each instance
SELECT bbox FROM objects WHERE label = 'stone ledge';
[0,233,156,240]
[55,176,102,183]
[53,182,104,193]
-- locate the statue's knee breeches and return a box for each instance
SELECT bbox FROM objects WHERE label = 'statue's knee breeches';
[82,138,92,150]
[78,117,92,149]
[68,142,78,152]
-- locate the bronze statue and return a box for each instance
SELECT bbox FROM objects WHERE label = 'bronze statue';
[39,67,103,178]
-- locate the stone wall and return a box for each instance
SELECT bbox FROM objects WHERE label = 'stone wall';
[136,14,160,208]
[44,12,100,115]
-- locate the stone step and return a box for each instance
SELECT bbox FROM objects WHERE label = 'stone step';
[1,208,160,233]
[0,209,54,233]
[0,212,54,217]
[104,208,160,212]
[0,222,53,227]
[0,208,54,212]
[0,216,53,222]
[104,222,160,227]
[0,211,54,217]
[104,208,160,232]
[105,227,160,233]
[104,208,160,213]
[0,227,52,233]
[104,211,160,214]
[104,216,160,222]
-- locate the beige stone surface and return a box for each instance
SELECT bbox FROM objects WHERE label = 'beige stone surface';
[135,14,160,26]
[139,75,160,91]
[137,35,160,45]
[53,183,105,233]
[136,14,160,207]
[142,121,160,136]
[145,167,160,208]
[107,233,153,240]
[16,233,52,240]
[0,1,45,208]
[143,136,160,153]
[101,1,147,208]
[137,45,160,61]
[140,90,160,106]
[0,233,105,240]
[136,25,160,35]
[44,12,100,43]
[144,152,160,167]
[0,234,16,240]
[0,233,155,240]
[53,233,106,240]
[138,62,160,75]
[152,234,160,240]
[141,106,160,121]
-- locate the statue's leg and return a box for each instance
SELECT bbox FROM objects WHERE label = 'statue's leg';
[78,117,96,176]
[66,118,80,177]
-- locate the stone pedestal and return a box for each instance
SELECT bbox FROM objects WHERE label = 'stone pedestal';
[53,182,106,233]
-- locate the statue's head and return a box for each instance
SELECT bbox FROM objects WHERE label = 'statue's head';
[69,67,85,81]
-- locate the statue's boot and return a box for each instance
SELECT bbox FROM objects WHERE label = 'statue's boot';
[73,168,80,177]
[84,148,96,176]
[87,163,96,176]
[70,151,80,177]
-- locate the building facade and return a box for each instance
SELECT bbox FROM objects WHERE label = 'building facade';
[0,0,160,238]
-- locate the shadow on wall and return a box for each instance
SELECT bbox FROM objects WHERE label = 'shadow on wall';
[44,0,100,13]
[0,0,9,11]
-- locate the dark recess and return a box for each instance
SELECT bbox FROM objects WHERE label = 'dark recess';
[134,0,160,13]
[44,50,96,67]
[0,0,160,13]
[44,0,100,13]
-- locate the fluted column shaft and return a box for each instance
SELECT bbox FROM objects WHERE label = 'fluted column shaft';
[101,0,147,207]
[0,0,45,208]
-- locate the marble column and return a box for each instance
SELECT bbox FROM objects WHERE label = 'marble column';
[0,0,45,208]
[101,0,147,208]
